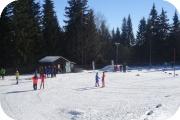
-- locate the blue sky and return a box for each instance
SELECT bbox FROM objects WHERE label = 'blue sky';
[44,0,179,34]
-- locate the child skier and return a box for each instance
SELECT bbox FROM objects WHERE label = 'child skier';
[32,75,38,90]
[101,72,106,88]
[40,72,46,89]
[16,70,19,84]
[95,72,100,87]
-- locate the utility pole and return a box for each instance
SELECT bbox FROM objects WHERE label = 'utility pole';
[115,43,120,65]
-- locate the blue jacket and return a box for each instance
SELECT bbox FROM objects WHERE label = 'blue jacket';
[96,75,100,82]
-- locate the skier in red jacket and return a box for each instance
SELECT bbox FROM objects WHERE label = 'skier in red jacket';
[40,73,46,89]
[32,75,38,90]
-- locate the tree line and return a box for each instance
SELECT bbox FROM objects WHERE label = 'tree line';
[0,0,180,70]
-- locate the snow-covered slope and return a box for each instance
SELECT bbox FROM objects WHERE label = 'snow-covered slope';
[0,70,180,120]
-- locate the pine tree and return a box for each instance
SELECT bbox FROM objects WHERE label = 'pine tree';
[170,10,180,47]
[0,3,15,67]
[42,0,62,56]
[13,0,42,66]
[111,28,116,42]
[169,10,180,62]
[99,21,111,42]
[136,17,146,46]
[146,4,159,41]
[127,15,135,46]
[158,8,169,41]
[97,20,113,64]
[64,0,89,64]
[121,17,128,45]
[115,27,121,43]
[157,8,169,62]
[83,9,101,64]
[135,18,147,64]
[146,4,159,64]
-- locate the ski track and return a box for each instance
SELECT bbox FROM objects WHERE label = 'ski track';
[0,70,180,120]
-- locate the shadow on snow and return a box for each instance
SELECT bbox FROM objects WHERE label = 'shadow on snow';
[5,90,34,94]
[75,87,99,91]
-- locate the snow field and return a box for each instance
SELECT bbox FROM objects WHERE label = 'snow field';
[0,70,180,120]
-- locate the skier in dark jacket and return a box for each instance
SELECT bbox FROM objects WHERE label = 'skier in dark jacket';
[53,66,57,77]
[95,72,100,87]
[16,70,19,84]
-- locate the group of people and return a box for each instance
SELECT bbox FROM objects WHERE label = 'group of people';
[32,71,46,90]
[114,64,127,72]
[0,68,6,80]
[39,66,58,78]
[95,72,106,88]
[12,68,46,90]
[30,66,58,90]
[1,65,107,90]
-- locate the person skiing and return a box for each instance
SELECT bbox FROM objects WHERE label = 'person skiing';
[101,72,106,88]
[32,75,38,90]
[95,72,100,87]
[15,70,19,84]
[40,72,46,89]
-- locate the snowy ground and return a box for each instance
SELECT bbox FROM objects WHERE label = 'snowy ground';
[0,69,180,120]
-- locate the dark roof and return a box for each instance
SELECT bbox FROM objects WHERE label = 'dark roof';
[39,56,75,64]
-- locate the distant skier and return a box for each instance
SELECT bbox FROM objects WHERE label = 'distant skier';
[53,66,57,77]
[40,72,46,89]
[0,68,2,79]
[123,63,127,73]
[0,68,6,80]
[48,66,51,78]
[15,70,19,84]
[50,66,54,78]
[32,75,38,90]
[95,72,100,87]
[101,72,106,88]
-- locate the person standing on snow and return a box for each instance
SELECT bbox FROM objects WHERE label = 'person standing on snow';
[53,65,57,77]
[32,75,38,90]
[101,72,106,88]
[40,72,46,89]
[0,68,2,79]
[95,72,100,87]
[51,65,55,78]
[1,68,6,80]
[15,70,19,84]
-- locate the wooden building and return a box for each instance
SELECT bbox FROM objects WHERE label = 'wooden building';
[39,56,75,73]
